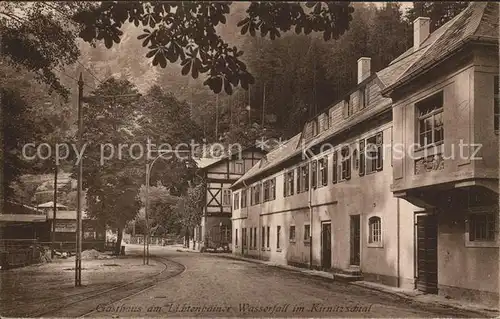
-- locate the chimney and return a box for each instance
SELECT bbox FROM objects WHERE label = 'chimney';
[413,17,430,50]
[357,57,371,84]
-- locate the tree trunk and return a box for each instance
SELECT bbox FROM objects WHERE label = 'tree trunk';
[184,228,190,248]
[114,227,123,255]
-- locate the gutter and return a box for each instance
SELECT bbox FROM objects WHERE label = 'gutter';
[242,180,249,256]
[382,37,475,97]
[233,105,393,189]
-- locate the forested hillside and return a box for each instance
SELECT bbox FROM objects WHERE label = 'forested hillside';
[2,1,469,203]
[66,2,417,145]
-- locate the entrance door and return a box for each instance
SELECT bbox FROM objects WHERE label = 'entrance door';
[321,222,332,269]
[416,214,438,293]
[350,215,360,266]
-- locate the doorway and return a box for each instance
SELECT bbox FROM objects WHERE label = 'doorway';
[321,222,332,269]
[415,213,438,293]
[350,215,360,266]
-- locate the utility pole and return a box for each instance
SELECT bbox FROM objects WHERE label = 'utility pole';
[51,162,58,258]
[143,148,147,265]
[76,72,83,287]
[215,94,219,140]
[262,84,266,127]
[248,86,251,125]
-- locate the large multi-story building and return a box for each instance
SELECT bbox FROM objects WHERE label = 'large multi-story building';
[193,146,265,251]
[231,3,498,307]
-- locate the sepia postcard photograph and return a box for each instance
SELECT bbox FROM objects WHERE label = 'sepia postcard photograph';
[0,1,499,318]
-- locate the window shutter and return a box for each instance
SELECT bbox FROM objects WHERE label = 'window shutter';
[342,100,348,119]
[312,160,317,189]
[323,157,329,186]
[376,132,383,171]
[332,151,337,184]
[305,165,309,191]
[359,140,365,176]
[346,151,351,180]
[296,167,301,193]
[283,174,287,197]
[290,171,294,195]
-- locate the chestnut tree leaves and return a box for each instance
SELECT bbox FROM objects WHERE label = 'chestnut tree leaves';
[72,1,353,95]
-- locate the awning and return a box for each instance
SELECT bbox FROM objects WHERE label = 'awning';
[0,214,47,223]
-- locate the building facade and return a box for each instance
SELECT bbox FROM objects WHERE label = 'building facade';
[193,147,265,251]
[231,3,498,307]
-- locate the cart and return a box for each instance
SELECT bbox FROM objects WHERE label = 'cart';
[203,225,231,252]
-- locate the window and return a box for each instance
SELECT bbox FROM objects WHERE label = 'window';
[318,157,328,186]
[222,189,231,206]
[340,147,351,180]
[311,160,318,189]
[296,167,301,193]
[254,227,257,249]
[417,91,444,147]
[277,225,281,249]
[360,85,370,109]
[289,225,296,242]
[249,228,253,249]
[368,216,382,244]
[242,228,247,247]
[284,170,294,197]
[322,113,330,131]
[312,119,319,136]
[241,188,247,208]
[304,224,311,242]
[353,148,359,171]
[263,179,275,202]
[262,226,265,248]
[233,192,240,210]
[266,226,270,248]
[359,140,365,176]
[251,184,261,205]
[343,98,352,118]
[298,164,309,193]
[269,178,276,200]
[235,229,238,246]
[469,213,496,241]
[366,133,383,174]
[332,151,338,183]
[494,76,499,133]
[263,180,270,202]
[235,161,244,174]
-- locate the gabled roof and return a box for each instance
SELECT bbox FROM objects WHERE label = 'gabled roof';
[195,145,267,171]
[232,134,302,188]
[231,3,498,189]
[383,2,499,94]
[37,201,68,209]
[194,158,221,169]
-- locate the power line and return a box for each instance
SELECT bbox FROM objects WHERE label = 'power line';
[56,68,97,92]
[76,60,104,86]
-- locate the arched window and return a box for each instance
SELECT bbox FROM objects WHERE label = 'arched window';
[368,216,382,244]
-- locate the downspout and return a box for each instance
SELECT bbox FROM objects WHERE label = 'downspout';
[309,180,313,269]
[258,193,262,261]
[397,198,401,287]
[242,180,249,257]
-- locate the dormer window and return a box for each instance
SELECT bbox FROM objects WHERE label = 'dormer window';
[360,85,370,109]
[312,119,318,136]
[343,98,352,119]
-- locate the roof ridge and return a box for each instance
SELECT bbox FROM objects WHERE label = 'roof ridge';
[390,5,470,86]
